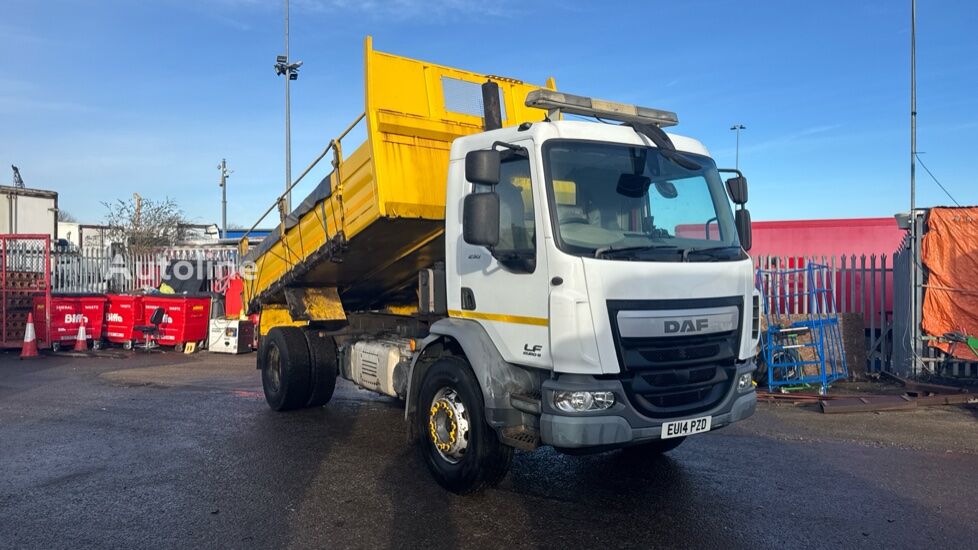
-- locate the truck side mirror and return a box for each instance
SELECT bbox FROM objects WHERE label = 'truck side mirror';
[725,176,748,205]
[735,208,752,251]
[463,193,500,248]
[465,150,501,185]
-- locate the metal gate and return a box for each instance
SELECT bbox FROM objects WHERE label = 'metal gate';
[1,235,51,348]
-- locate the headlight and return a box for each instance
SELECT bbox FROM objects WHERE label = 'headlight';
[553,390,615,412]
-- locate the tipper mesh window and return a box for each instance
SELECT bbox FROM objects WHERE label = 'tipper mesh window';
[441,76,506,119]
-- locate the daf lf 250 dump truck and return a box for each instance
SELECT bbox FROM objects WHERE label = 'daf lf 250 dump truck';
[242,38,759,493]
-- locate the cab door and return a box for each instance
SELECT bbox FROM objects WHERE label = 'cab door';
[456,144,551,368]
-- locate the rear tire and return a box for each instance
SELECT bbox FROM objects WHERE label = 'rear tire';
[416,357,512,494]
[260,327,312,411]
[304,330,338,408]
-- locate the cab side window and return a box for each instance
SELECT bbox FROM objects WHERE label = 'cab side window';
[475,152,536,272]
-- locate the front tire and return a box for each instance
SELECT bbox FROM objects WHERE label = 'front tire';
[416,357,512,494]
[259,327,312,411]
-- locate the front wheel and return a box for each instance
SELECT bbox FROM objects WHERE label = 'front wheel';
[416,357,512,494]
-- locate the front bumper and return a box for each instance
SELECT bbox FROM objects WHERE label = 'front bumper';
[539,362,757,449]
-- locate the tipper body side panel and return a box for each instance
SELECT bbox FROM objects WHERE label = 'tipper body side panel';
[244,37,554,315]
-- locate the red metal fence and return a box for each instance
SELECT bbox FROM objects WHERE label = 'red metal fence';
[1,235,51,348]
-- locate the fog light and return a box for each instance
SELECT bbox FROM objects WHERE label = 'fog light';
[737,372,754,393]
[553,391,615,413]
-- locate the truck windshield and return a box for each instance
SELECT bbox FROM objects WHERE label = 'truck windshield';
[544,140,743,261]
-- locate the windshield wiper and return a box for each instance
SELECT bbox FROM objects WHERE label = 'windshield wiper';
[682,245,742,262]
[594,244,679,259]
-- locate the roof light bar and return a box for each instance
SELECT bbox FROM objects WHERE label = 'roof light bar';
[525,89,679,128]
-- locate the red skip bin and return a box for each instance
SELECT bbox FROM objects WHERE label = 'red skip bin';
[104,294,145,350]
[140,295,211,351]
[32,294,107,351]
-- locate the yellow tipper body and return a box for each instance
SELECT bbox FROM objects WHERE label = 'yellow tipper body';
[243,37,555,314]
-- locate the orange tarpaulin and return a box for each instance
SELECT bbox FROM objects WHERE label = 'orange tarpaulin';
[921,207,978,359]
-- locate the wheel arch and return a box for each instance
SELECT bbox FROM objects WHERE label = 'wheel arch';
[404,318,544,438]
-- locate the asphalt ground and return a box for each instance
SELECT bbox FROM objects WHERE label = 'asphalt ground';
[1,351,977,549]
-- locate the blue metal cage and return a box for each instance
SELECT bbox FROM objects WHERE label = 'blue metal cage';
[755,263,848,393]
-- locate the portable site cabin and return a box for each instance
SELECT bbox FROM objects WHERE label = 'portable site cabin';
[242,37,556,323]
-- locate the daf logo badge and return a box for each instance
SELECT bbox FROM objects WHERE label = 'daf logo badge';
[664,319,709,334]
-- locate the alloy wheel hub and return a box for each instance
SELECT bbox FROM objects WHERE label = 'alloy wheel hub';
[428,387,470,463]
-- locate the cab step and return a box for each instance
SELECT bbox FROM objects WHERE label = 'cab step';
[501,426,540,451]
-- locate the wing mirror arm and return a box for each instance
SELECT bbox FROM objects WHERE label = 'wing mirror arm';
[718,168,751,250]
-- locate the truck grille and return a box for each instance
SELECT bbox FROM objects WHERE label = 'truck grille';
[607,297,743,419]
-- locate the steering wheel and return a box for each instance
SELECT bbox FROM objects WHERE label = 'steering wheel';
[559,213,590,225]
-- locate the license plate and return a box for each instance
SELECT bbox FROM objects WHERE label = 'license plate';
[661,416,712,439]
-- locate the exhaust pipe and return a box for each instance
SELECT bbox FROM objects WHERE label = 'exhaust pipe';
[481,80,502,131]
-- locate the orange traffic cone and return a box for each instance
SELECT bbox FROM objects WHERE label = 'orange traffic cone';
[20,313,39,359]
[74,323,88,352]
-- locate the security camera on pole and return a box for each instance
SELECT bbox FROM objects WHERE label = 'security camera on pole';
[274,0,302,214]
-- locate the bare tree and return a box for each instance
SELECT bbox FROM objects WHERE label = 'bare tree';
[102,194,188,254]
[57,209,77,222]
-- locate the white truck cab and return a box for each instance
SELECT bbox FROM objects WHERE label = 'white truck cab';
[423,104,757,462]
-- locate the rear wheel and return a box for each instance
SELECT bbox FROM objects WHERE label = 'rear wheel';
[304,330,338,407]
[259,327,312,411]
[416,357,512,494]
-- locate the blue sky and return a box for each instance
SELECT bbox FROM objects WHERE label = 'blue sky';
[2,0,975,227]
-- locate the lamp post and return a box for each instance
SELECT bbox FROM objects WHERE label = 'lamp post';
[274,0,302,214]
[730,124,746,170]
[218,159,231,238]
[909,0,920,375]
